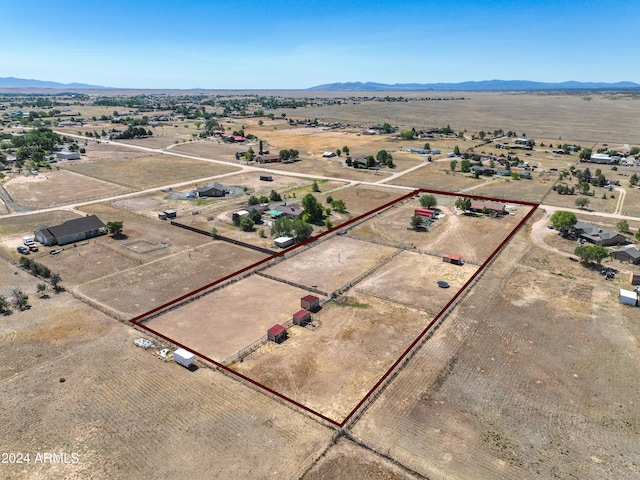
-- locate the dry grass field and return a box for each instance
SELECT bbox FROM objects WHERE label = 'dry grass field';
[61,152,240,190]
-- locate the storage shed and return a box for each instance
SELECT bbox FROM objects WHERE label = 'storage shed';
[443,253,462,265]
[158,212,167,220]
[164,210,177,219]
[630,272,640,286]
[300,294,320,312]
[619,289,638,306]
[414,208,436,219]
[293,309,311,326]
[274,236,294,248]
[267,324,287,343]
[173,348,195,368]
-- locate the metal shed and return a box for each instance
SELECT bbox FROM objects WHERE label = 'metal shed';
[267,324,287,343]
[300,294,320,312]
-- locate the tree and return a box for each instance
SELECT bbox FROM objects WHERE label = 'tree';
[450,160,457,171]
[330,199,346,213]
[12,288,29,311]
[269,190,281,201]
[635,229,640,241]
[399,130,415,140]
[247,195,259,205]
[575,197,590,209]
[50,273,62,292]
[37,283,47,298]
[248,209,262,224]
[106,221,124,237]
[301,193,324,222]
[630,173,638,186]
[366,155,376,168]
[454,145,461,156]
[410,214,423,230]
[420,195,437,208]
[574,245,609,266]
[577,181,591,195]
[423,142,431,150]
[549,210,577,234]
[312,180,320,192]
[0,296,10,315]
[210,227,218,238]
[342,146,350,156]
[324,219,333,230]
[455,197,471,211]
[292,220,313,242]
[460,159,471,173]
[271,216,294,238]
[617,220,630,233]
[630,147,640,156]
[579,148,592,160]
[336,149,341,157]
[239,216,255,232]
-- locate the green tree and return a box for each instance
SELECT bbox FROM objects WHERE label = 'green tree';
[399,130,415,140]
[12,288,29,311]
[450,159,457,171]
[460,159,471,172]
[106,221,124,237]
[301,193,324,222]
[37,283,47,297]
[50,273,62,292]
[330,199,346,213]
[579,148,592,160]
[420,195,437,208]
[423,142,431,150]
[271,216,294,238]
[342,146,350,156]
[630,173,638,186]
[549,210,577,234]
[324,219,333,230]
[455,197,471,211]
[574,245,609,266]
[410,214,423,230]
[239,216,255,231]
[617,220,630,233]
[629,147,640,156]
[635,229,640,241]
[366,155,376,168]
[269,190,281,201]
[247,195,259,205]
[248,209,262,224]
[0,295,11,314]
[454,145,461,156]
[575,197,590,209]
[292,220,313,241]
[210,227,218,238]
[336,149,341,157]
[577,181,591,195]
[312,180,320,192]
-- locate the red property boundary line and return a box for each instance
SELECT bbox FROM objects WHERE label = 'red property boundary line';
[130,188,539,428]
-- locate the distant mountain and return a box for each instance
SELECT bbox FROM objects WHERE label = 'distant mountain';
[0,77,107,89]
[308,80,640,92]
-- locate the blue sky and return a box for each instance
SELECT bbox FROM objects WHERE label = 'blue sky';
[1,0,638,89]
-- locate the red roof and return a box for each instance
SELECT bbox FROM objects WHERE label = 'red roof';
[301,294,319,303]
[293,309,310,320]
[444,253,461,261]
[268,324,286,336]
[415,208,435,217]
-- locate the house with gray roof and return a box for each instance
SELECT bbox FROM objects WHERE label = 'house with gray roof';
[196,182,226,197]
[610,245,640,264]
[35,215,106,246]
[574,221,626,246]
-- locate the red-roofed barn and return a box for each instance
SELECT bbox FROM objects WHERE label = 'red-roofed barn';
[267,324,287,344]
[300,295,320,312]
[293,309,311,326]
[443,253,462,265]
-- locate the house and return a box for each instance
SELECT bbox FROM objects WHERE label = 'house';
[574,222,626,246]
[470,166,495,176]
[292,309,311,326]
[610,245,640,264]
[267,324,287,343]
[274,236,294,248]
[470,201,506,215]
[619,289,638,306]
[630,272,640,285]
[443,253,462,265]
[301,294,320,312]
[273,204,303,220]
[34,215,106,246]
[196,182,226,197]
[407,147,429,155]
[495,169,511,177]
[257,155,280,164]
[583,153,617,164]
[414,208,436,219]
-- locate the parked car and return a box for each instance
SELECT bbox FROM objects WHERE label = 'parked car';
[49,248,63,255]
[17,246,30,254]
[28,244,39,252]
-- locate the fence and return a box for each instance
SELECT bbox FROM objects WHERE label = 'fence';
[170,221,276,255]
[255,272,328,297]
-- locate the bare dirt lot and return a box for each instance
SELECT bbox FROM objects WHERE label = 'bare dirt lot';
[233,292,433,421]
[4,170,132,208]
[263,236,398,294]
[145,274,314,361]
[351,226,640,480]
[0,268,331,480]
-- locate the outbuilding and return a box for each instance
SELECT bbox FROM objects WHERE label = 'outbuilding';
[443,253,462,265]
[293,309,311,326]
[267,324,287,343]
[630,272,640,286]
[274,236,294,248]
[301,294,320,312]
[414,208,436,219]
[173,348,195,368]
[259,175,273,181]
[619,289,638,306]
[164,210,177,219]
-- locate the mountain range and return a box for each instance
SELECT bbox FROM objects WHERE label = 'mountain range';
[307,80,640,91]
[0,77,107,89]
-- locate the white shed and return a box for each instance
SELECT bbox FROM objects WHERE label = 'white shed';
[274,236,294,248]
[619,289,638,306]
[173,348,195,368]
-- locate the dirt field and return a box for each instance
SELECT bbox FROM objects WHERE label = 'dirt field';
[145,274,314,361]
[350,226,640,479]
[61,152,240,190]
[264,236,398,294]
[314,184,410,217]
[4,170,132,208]
[0,268,332,480]
[233,292,433,421]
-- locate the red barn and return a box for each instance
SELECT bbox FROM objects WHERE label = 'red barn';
[300,294,320,312]
[293,309,311,326]
[267,324,287,344]
[443,253,462,265]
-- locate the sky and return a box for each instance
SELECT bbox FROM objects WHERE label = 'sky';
[1,0,639,89]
